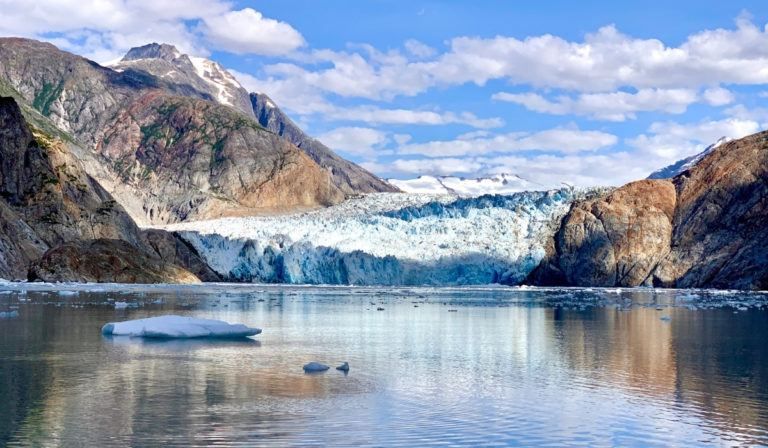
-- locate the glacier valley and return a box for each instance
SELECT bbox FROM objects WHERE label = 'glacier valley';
[162,189,592,286]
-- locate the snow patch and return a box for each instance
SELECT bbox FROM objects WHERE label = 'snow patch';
[189,57,244,107]
[101,315,261,338]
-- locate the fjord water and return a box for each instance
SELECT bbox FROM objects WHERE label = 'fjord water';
[0,285,767,447]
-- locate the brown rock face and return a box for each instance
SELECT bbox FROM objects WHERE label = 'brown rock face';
[0,96,200,282]
[652,132,768,289]
[531,180,676,287]
[28,239,200,284]
[97,93,345,223]
[530,131,768,290]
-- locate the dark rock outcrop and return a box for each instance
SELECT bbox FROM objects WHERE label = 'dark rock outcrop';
[28,239,200,283]
[0,96,200,282]
[529,132,768,290]
[142,229,222,282]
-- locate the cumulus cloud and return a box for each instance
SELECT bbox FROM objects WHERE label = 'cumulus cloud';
[492,88,699,121]
[0,0,304,62]
[397,127,618,157]
[315,127,391,159]
[201,8,305,56]
[247,18,768,104]
[626,117,761,160]
[702,87,735,106]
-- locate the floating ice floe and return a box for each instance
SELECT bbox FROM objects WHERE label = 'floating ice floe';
[303,362,330,372]
[114,302,129,309]
[0,310,19,318]
[101,315,261,338]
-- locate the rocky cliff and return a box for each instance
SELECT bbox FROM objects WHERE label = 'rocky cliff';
[250,93,399,194]
[529,132,768,290]
[0,38,352,225]
[0,96,202,282]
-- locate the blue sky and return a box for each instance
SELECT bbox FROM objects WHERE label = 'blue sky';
[2,0,768,186]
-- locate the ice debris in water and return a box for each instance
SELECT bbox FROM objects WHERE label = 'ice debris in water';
[303,362,330,373]
[114,301,129,309]
[0,310,19,318]
[101,315,261,338]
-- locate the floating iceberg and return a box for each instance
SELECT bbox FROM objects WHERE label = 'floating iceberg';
[101,315,261,338]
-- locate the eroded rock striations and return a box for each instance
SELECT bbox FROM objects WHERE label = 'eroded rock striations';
[530,132,768,289]
[0,96,201,282]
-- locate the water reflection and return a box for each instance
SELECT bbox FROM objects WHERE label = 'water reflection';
[0,287,766,446]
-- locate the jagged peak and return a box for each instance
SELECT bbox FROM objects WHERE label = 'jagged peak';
[121,43,182,62]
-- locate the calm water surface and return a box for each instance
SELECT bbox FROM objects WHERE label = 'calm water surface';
[0,284,767,447]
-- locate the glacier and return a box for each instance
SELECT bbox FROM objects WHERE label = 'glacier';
[163,189,591,286]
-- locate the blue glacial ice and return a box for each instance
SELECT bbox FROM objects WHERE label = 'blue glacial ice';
[163,189,591,286]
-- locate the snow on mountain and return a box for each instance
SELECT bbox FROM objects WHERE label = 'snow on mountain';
[188,56,245,107]
[162,189,592,286]
[112,43,254,116]
[648,137,730,179]
[388,173,554,196]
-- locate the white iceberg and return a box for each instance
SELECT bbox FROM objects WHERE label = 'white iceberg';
[101,315,261,338]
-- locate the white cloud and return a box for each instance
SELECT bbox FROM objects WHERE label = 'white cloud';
[0,1,302,62]
[702,87,735,106]
[404,39,437,59]
[493,88,699,121]
[232,69,503,128]
[201,8,305,56]
[626,117,761,160]
[397,127,618,157]
[315,127,390,159]
[248,18,768,104]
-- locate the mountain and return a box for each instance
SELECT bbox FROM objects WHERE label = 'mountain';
[529,132,768,289]
[0,96,205,282]
[112,43,254,118]
[647,137,729,179]
[112,43,396,195]
[0,38,353,224]
[387,173,553,196]
[250,93,398,194]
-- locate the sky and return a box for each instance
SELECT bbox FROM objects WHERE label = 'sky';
[1,0,768,187]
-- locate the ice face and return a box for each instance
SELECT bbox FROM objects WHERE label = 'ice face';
[164,189,589,286]
[101,315,262,338]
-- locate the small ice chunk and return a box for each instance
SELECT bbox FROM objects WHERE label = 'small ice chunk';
[336,362,350,372]
[101,315,261,338]
[114,302,129,309]
[303,362,330,372]
[0,310,19,318]
[58,291,78,296]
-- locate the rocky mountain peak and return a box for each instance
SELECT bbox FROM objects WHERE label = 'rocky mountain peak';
[121,43,183,62]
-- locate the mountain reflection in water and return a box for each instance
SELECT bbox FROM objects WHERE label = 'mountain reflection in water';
[0,285,766,446]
